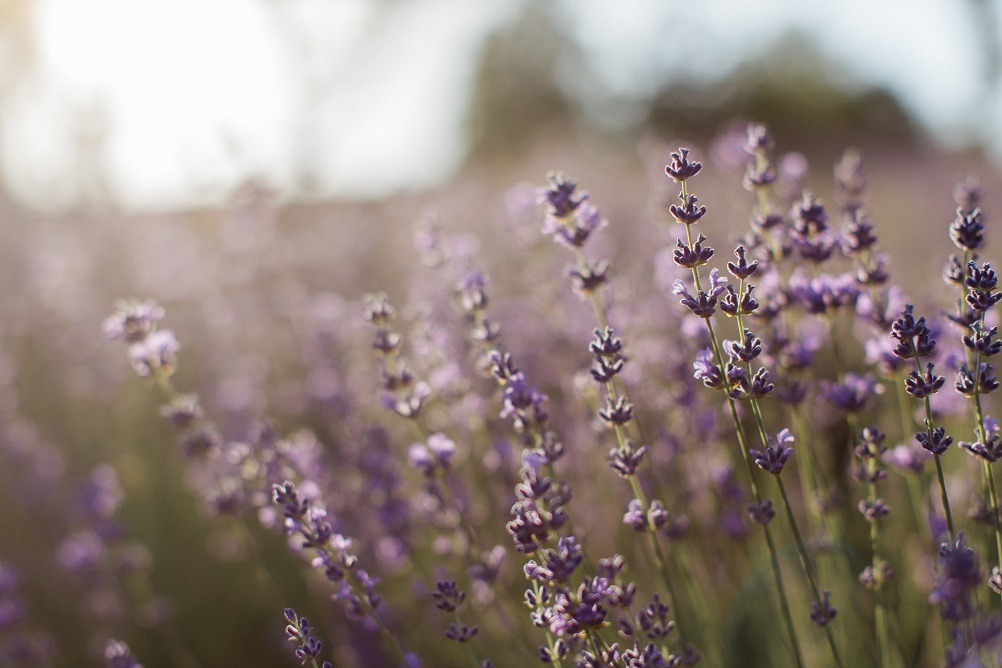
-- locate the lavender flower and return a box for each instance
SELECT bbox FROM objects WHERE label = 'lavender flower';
[749,428,794,475]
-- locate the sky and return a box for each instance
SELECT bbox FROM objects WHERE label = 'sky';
[0,0,999,212]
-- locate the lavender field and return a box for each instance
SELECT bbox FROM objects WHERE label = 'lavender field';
[3,3,1002,667]
[0,121,1000,667]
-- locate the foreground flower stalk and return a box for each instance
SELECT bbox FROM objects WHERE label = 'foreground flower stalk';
[665,149,812,668]
[539,172,698,662]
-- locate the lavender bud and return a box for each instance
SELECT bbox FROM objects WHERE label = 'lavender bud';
[665,148,703,183]
[444,623,479,643]
[950,208,985,252]
[609,442,648,477]
[541,172,586,218]
[963,325,1002,357]
[726,245,759,279]
[790,192,829,236]
[433,580,467,612]
[749,428,794,475]
[672,235,715,269]
[905,363,945,398]
[599,396,634,426]
[568,260,610,296]
[669,193,707,225]
[747,500,775,525]
[915,426,953,456]
[960,435,1002,463]
[858,498,890,522]
[725,329,762,363]
[809,590,837,627]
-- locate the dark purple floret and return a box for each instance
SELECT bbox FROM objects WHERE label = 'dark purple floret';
[890,305,936,359]
[622,642,676,668]
[743,163,777,189]
[726,245,759,280]
[568,260,610,295]
[669,193,707,226]
[599,396,634,426]
[284,608,332,667]
[749,428,794,475]
[841,209,878,255]
[960,434,1002,463]
[809,590,837,627]
[963,325,1002,357]
[692,349,725,390]
[634,594,675,641]
[965,261,1001,312]
[855,426,887,459]
[950,208,985,252]
[916,426,953,456]
[725,329,762,363]
[905,363,946,398]
[747,499,776,525]
[541,172,587,218]
[488,350,519,385]
[525,537,584,584]
[542,201,608,249]
[790,191,829,236]
[858,498,890,522]
[665,148,703,183]
[444,623,479,643]
[673,234,715,268]
[944,254,967,287]
[609,441,648,477]
[791,234,837,264]
[672,270,727,318]
[855,253,890,287]
[591,355,625,383]
[718,284,759,316]
[730,367,774,401]
[955,363,999,396]
[590,327,623,357]
[433,580,467,612]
